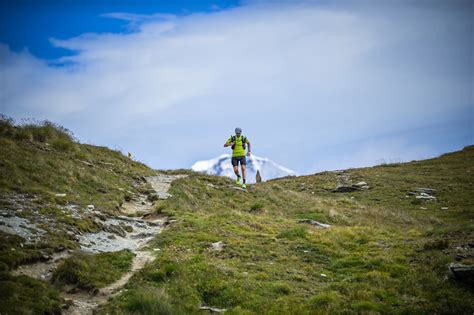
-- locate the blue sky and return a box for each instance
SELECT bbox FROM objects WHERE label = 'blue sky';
[0,0,472,174]
[0,0,239,59]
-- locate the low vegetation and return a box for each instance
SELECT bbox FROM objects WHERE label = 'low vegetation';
[52,250,135,292]
[0,116,155,267]
[0,117,156,313]
[100,146,474,314]
[1,116,472,314]
[0,271,62,314]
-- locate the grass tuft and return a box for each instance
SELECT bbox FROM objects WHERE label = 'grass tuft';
[52,250,134,291]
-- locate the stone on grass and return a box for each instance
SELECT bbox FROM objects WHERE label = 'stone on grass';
[415,193,437,201]
[331,182,369,193]
[211,241,226,251]
[298,219,331,228]
[416,188,436,195]
[353,181,370,189]
[331,185,358,193]
[199,306,227,313]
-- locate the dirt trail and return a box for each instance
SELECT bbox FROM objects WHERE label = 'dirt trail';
[62,251,156,315]
[12,251,71,281]
[8,173,187,314]
[61,173,187,314]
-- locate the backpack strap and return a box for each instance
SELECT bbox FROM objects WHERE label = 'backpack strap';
[230,135,236,149]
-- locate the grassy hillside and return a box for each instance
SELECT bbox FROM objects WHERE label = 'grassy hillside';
[101,146,474,314]
[0,117,156,313]
[0,116,473,314]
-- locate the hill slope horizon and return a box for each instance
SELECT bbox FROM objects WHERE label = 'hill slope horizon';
[0,118,473,314]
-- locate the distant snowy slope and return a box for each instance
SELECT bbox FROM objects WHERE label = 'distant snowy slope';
[192,154,296,183]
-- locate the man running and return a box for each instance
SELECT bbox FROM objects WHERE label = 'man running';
[224,127,251,188]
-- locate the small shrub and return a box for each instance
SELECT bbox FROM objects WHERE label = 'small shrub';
[423,239,449,250]
[53,250,134,291]
[13,128,33,141]
[122,286,174,315]
[51,138,75,152]
[308,291,342,309]
[144,261,178,282]
[272,283,292,295]
[0,115,14,137]
[249,203,264,212]
[0,273,62,314]
[0,116,75,143]
[278,227,307,240]
[351,300,380,312]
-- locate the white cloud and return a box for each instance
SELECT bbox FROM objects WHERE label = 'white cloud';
[0,2,472,173]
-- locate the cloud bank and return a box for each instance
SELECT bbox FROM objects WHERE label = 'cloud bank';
[0,1,472,173]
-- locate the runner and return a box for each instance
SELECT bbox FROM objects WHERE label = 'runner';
[224,127,251,189]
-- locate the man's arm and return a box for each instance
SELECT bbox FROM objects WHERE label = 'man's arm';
[224,139,234,147]
[247,141,251,156]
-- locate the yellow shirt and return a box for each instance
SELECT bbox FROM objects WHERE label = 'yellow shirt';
[226,135,249,157]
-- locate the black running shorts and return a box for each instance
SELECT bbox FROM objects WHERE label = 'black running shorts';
[231,156,246,166]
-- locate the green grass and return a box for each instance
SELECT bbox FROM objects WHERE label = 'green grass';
[0,232,48,270]
[52,250,135,292]
[0,271,62,314]
[99,146,474,314]
[0,117,159,312]
[1,116,473,314]
[0,117,156,264]
[0,117,155,214]
[102,285,177,315]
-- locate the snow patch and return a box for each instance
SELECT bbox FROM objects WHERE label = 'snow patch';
[192,154,296,183]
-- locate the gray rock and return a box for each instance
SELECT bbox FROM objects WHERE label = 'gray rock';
[211,241,225,251]
[147,193,160,202]
[332,181,369,192]
[298,219,331,228]
[95,213,107,221]
[102,224,127,237]
[131,232,154,239]
[200,306,227,313]
[415,194,437,201]
[416,188,436,195]
[331,185,357,193]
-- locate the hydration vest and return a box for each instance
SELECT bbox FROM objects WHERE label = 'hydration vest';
[231,135,247,150]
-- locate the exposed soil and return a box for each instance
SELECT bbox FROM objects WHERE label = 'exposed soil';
[2,174,187,314]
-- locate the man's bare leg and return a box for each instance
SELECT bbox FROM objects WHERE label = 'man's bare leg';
[241,164,247,184]
[233,165,239,177]
[233,165,241,184]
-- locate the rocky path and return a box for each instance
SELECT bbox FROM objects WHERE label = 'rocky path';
[8,173,187,315]
[62,251,156,315]
[61,173,187,314]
